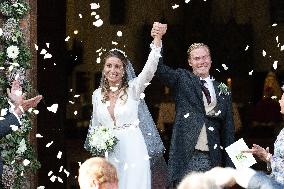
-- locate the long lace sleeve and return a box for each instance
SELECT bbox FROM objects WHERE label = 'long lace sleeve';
[129,43,161,99]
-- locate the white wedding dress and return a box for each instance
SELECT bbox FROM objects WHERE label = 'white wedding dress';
[90,44,161,189]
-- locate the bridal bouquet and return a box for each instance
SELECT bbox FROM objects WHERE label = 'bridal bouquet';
[85,126,118,156]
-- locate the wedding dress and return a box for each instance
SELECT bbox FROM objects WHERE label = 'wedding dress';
[89,44,161,189]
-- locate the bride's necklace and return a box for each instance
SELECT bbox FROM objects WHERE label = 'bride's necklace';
[109,87,122,98]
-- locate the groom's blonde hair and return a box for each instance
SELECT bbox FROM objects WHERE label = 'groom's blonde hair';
[78,157,118,188]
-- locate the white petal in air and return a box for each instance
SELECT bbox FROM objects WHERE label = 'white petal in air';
[65,36,70,42]
[74,30,78,35]
[35,44,39,50]
[208,127,214,131]
[23,159,30,166]
[112,41,118,45]
[249,70,253,75]
[46,141,54,148]
[273,61,278,70]
[245,45,249,51]
[10,125,18,131]
[281,45,284,51]
[276,36,279,43]
[96,57,101,63]
[117,31,123,37]
[215,69,220,72]
[185,0,191,3]
[48,171,53,176]
[172,4,179,9]
[57,151,62,159]
[37,186,45,189]
[184,113,189,118]
[58,177,63,183]
[214,144,217,149]
[90,3,100,9]
[33,109,39,114]
[271,96,277,99]
[93,19,103,27]
[272,23,277,27]
[36,133,43,138]
[46,43,50,48]
[74,111,78,115]
[44,53,52,59]
[262,50,266,57]
[91,11,96,16]
[79,14,82,18]
[95,15,100,19]
[222,64,228,70]
[59,166,63,172]
[40,49,47,55]
[64,169,70,177]
[50,175,57,182]
[74,94,80,98]
[47,104,58,113]
[215,110,221,116]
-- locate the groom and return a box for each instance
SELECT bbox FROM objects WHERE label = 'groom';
[0,80,42,185]
[152,23,235,185]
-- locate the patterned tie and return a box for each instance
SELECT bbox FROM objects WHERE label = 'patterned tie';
[200,80,211,104]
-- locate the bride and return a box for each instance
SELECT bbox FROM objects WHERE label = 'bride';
[85,23,167,189]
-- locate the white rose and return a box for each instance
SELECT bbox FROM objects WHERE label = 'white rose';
[7,45,20,59]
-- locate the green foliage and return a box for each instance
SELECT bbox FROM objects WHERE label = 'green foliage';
[0,1,40,188]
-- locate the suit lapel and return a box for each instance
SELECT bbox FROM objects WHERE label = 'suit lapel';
[191,74,204,103]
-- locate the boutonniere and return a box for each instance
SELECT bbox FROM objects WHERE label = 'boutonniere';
[218,82,230,95]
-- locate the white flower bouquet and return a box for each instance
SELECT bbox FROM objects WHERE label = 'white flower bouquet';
[85,126,118,156]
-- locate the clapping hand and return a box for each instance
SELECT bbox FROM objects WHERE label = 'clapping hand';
[7,80,43,116]
[242,144,270,162]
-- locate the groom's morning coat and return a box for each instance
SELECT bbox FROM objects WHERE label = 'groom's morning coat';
[156,59,235,182]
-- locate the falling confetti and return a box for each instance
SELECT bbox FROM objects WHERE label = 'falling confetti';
[74,111,78,115]
[249,70,253,75]
[46,43,50,48]
[44,53,52,59]
[90,3,100,9]
[40,49,47,55]
[57,177,63,183]
[185,0,190,3]
[35,44,38,50]
[272,23,277,27]
[112,41,118,45]
[10,125,18,131]
[273,61,278,70]
[46,141,54,148]
[50,175,57,182]
[64,169,70,177]
[48,171,53,176]
[215,110,221,116]
[78,14,82,18]
[245,45,249,51]
[93,19,103,27]
[184,113,189,118]
[95,15,100,19]
[74,94,80,98]
[65,36,70,41]
[36,133,43,138]
[262,50,266,57]
[271,96,277,99]
[37,186,45,189]
[276,36,279,43]
[208,127,214,131]
[222,64,228,70]
[281,45,284,51]
[47,104,58,113]
[172,4,179,9]
[91,11,96,16]
[117,31,123,37]
[33,109,39,114]
[74,30,78,35]
[215,69,220,72]
[57,151,62,159]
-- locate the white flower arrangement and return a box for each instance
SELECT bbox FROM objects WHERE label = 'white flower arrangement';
[86,125,118,156]
[7,45,19,59]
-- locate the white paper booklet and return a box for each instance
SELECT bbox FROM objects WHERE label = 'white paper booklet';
[225,138,257,169]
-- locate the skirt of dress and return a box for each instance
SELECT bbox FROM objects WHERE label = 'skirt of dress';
[108,126,151,189]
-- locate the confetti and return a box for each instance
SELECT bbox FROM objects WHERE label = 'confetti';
[184,113,189,118]
[57,177,63,183]
[172,4,179,9]
[185,0,190,3]
[59,166,63,172]
[249,70,253,75]
[74,111,78,115]
[46,141,54,148]
[69,101,75,104]
[91,11,96,16]
[208,127,214,131]
[44,53,52,59]
[64,169,70,177]
[95,15,100,19]
[46,43,50,48]
[48,171,53,176]
[47,104,58,113]
[117,31,123,37]
[96,57,101,63]
[93,19,103,27]
[112,41,118,45]
[35,44,38,50]
[215,110,221,116]
[245,45,249,51]
[214,144,217,149]
[281,45,284,51]
[57,151,62,159]
[40,49,47,55]
[262,50,266,57]
[33,109,39,114]
[36,133,43,138]
[37,186,45,189]
[74,94,80,98]
[222,64,228,70]
[276,36,279,43]
[65,36,70,42]
[78,14,82,18]
[271,96,277,99]
[272,23,277,27]
[273,61,278,70]
[90,3,100,9]
[50,175,57,182]
[74,30,78,35]
[215,69,220,72]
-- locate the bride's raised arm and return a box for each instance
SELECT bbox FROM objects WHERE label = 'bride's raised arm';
[129,22,167,99]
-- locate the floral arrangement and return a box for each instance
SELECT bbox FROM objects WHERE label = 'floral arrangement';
[85,125,118,156]
[0,0,40,188]
[218,82,230,95]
